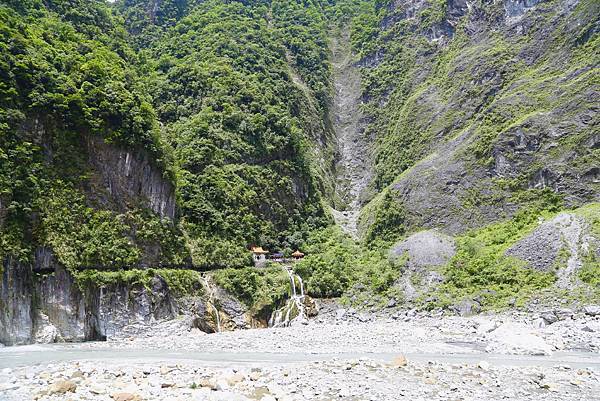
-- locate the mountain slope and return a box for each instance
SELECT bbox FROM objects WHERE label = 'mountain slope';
[353,0,599,241]
[0,0,598,345]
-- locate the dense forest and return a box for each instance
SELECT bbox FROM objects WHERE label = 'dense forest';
[1,0,341,272]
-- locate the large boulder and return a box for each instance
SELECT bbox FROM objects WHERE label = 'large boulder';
[452,299,481,317]
[390,230,455,301]
[485,322,553,355]
[390,230,456,269]
[33,313,60,344]
[584,305,600,317]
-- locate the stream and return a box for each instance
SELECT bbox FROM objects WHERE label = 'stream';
[1,343,599,370]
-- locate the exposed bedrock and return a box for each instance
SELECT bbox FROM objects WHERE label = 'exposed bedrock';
[0,257,251,346]
[86,136,176,220]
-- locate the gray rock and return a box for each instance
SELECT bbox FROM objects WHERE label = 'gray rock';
[33,313,60,344]
[541,311,559,324]
[555,308,575,319]
[583,305,600,316]
[87,136,175,220]
[452,299,481,317]
[505,218,565,272]
[532,318,546,329]
[406,308,417,317]
[582,325,595,333]
[0,257,35,345]
[504,0,543,19]
[486,322,553,356]
[390,230,456,269]
[391,230,455,302]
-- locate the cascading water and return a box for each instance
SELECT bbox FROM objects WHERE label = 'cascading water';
[269,265,307,328]
[201,276,221,333]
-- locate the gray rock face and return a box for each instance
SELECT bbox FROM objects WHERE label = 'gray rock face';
[36,266,87,342]
[214,286,252,329]
[0,258,34,345]
[93,276,177,340]
[0,256,249,345]
[504,0,544,19]
[86,136,175,219]
[358,0,598,240]
[506,213,594,288]
[390,230,455,302]
[391,230,456,269]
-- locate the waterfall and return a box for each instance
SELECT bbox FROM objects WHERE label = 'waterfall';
[269,265,307,328]
[286,267,297,297]
[212,303,221,333]
[201,276,221,333]
[297,274,304,297]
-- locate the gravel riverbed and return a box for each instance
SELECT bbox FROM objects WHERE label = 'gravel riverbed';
[1,310,599,401]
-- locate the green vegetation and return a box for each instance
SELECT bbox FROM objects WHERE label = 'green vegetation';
[74,268,204,296]
[429,207,562,310]
[361,189,407,244]
[212,266,289,314]
[576,204,600,290]
[1,0,338,273]
[37,183,188,271]
[1,0,598,314]
[0,0,181,269]
[295,226,403,300]
[128,0,338,266]
[419,0,448,27]
[353,0,599,229]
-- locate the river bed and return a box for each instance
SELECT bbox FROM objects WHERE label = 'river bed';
[1,314,599,400]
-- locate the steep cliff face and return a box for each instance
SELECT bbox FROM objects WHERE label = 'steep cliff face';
[0,260,256,345]
[86,136,176,220]
[0,258,34,345]
[356,0,599,239]
[0,1,190,345]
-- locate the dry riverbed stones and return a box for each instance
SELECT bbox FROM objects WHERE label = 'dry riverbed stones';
[1,357,597,401]
[1,314,599,400]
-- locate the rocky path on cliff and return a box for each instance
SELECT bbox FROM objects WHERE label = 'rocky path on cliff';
[330,26,373,238]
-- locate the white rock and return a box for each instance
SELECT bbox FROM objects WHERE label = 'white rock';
[584,305,600,316]
[215,379,230,391]
[89,383,107,394]
[531,318,546,329]
[477,361,490,371]
[207,391,250,401]
[477,320,500,335]
[33,313,60,344]
[486,322,553,356]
